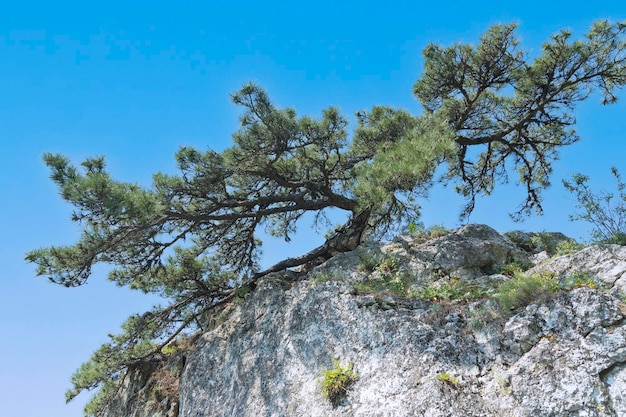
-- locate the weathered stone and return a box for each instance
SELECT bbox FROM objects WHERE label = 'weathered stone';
[527,244,626,289]
[100,224,626,417]
[314,224,530,288]
[99,356,181,417]
[505,230,573,254]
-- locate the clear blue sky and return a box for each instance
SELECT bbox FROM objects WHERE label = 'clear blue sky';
[2,1,625,416]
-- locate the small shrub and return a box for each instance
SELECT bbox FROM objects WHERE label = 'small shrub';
[161,344,178,356]
[319,359,358,406]
[435,372,458,387]
[377,255,399,274]
[563,167,626,245]
[427,225,450,239]
[605,231,626,245]
[357,255,381,273]
[468,303,501,331]
[559,270,599,290]
[355,255,409,296]
[494,272,558,313]
[497,261,534,277]
[355,273,409,297]
[415,279,488,302]
[556,239,585,255]
[314,272,337,284]
[530,232,558,255]
[408,222,450,241]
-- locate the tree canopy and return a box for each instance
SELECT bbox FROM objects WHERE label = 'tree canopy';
[26,20,626,415]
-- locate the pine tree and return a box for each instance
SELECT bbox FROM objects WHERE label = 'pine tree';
[26,20,626,415]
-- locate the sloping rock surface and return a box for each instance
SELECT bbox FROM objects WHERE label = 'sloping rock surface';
[104,224,626,417]
[527,244,626,289]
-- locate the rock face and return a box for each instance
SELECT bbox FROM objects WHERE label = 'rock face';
[99,357,181,417]
[527,244,626,290]
[106,224,626,417]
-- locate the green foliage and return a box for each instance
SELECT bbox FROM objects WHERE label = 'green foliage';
[559,270,600,290]
[355,255,409,295]
[530,233,559,255]
[415,20,626,219]
[556,239,585,255]
[356,255,381,273]
[415,278,488,302]
[494,270,601,314]
[494,272,559,312]
[313,272,338,284]
[563,167,626,244]
[496,261,535,277]
[408,222,451,241]
[319,359,358,406]
[25,20,626,414]
[435,372,459,387]
[355,272,408,297]
[377,255,400,274]
[468,303,501,331]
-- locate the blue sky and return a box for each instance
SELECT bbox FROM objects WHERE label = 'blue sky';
[2,1,626,416]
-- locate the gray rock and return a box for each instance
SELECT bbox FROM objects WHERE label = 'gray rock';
[313,224,530,288]
[100,224,626,417]
[179,279,626,417]
[99,357,181,417]
[527,244,626,289]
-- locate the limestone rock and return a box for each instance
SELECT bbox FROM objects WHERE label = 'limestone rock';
[99,356,181,417]
[314,224,530,288]
[100,224,626,417]
[527,244,626,290]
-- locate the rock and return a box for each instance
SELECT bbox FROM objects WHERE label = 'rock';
[313,224,530,288]
[100,224,626,417]
[179,280,626,417]
[99,356,181,417]
[504,230,573,255]
[527,244,626,289]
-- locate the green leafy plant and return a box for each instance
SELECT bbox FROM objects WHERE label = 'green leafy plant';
[468,303,501,331]
[563,167,626,245]
[559,270,600,289]
[556,239,585,255]
[435,372,459,387]
[496,261,535,277]
[415,278,488,302]
[313,272,338,284]
[377,255,400,274]
[494,272,558,313]
[319,359,358,406]
[530,232,558,255]
[408,223,450,241]
[355,273,409,297]
[357,255,382,273]
[355,255,409,296]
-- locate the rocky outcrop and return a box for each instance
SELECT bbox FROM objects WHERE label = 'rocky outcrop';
[99,353,184,417]
[527,244,626,290]
[104,224,626,417]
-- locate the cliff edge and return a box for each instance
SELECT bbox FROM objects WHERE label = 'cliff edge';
[100,224,626,417]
